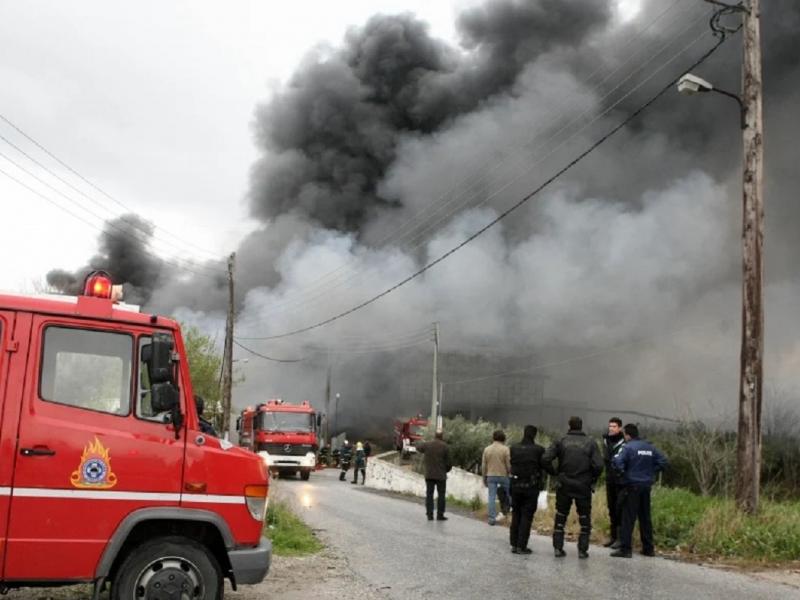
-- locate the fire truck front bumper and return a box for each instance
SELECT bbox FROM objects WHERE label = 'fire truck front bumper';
[229,537,272,585]
[258,451,317,469]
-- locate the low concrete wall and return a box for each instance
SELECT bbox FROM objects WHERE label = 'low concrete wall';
[366,451,488,504]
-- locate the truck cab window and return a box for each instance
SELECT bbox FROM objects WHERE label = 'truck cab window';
[137,335,175,421]
[39,327,132,415]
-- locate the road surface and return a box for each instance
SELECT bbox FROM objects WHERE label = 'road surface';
[278,469,800,600]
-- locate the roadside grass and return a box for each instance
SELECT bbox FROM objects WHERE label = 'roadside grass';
[265,500,324,556]
[458,484,800,565]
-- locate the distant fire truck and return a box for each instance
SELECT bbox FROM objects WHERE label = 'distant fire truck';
[237,400,320,480]
[394,415,428,456]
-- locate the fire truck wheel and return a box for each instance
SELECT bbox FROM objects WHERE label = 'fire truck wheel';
[300,470,311,481]
[112,535,222,600]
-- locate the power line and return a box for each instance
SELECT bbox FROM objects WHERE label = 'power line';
[0,162,224,281]
[0,112,224,260]
[234,1,706,324]
[235,5,713,327]
[233,339,307,363]
[241,33,731,342]
[0,131,223,263]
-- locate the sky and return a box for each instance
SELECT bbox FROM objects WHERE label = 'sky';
[0,0,473,290]
[0,0,644,292]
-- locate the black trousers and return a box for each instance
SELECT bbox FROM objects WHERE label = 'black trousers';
[510,486,538,549]
[606,480,622,539]
[352,467,366,483]
[619,485,654,553]
[425,478,446,517]
[553,490,592,552]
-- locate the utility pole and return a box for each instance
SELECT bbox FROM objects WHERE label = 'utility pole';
[736,0,764,514]
[220,252,236,440]
[438,382,444,431]
[324,357,332,448]
[430,322,439,428]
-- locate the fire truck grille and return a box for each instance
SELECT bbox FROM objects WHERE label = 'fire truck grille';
[261,443,313,456]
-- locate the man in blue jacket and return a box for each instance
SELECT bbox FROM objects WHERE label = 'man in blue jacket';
[610,423,668,558]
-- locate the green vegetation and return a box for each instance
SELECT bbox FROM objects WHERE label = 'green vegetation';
[181,325,223,416]
[265,500,323,556]
[653,488,800,562]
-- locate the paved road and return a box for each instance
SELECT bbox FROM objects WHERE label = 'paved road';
[278,469,800,600]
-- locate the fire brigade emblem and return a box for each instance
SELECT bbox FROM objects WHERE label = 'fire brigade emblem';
[70,437,118,489]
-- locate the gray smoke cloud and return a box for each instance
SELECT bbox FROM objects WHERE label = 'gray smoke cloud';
[57,0,800,437]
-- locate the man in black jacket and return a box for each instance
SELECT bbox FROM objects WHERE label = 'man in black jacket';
[416,431,452,521]
[542,416,604,559]
[602,417,626,548]
[509,425,546,555]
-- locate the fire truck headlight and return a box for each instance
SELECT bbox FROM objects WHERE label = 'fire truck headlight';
[305,452,315,460]
[244,485,269,522]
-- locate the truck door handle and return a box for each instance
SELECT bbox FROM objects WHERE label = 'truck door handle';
[20,447,56,457]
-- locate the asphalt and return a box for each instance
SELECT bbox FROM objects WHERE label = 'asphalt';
[277,469,800,600]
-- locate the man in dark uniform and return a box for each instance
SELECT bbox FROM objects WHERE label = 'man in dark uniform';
[542,416,603,559]
[602,417,626,548]
[611,424,669,558]
[194,395,218,437]
[509,425,546,555]
[416,431,452,521]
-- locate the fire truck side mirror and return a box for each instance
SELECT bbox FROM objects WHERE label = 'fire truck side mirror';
[151,382,180,413]
[143,333,175,384]
[316,414,322,428]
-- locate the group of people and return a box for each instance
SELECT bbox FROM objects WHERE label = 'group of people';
[338,439,372,484]
[416,416,668,558]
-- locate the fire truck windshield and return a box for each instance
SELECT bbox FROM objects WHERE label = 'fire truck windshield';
[258,411,314,432]
[410,424,426,436]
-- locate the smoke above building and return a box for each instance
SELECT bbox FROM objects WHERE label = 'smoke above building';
[51,0,800,435]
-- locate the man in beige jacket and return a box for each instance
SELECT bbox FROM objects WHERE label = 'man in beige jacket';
[482,430,511,525]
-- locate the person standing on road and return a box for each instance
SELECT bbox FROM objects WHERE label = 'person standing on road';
[416,431,452,521]
[602,417,626,549]
[542,416,603,559]
[509,425,546,554]
[352,442,367,485]
[611,424,669,559]
[339,440,353,482]
[482,430,512,526]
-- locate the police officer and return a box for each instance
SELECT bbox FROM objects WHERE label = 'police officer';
[509,425,546,555]
[602,417,626,548]
[542,416,603,559]
[611,423,669,558]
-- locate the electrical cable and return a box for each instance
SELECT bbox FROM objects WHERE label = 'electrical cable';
[0,112,222,260]
[0,131,224,262]
[234,0,705,324]
[235,4,713,328]
[237,32,732,341]
[0,162,224,281]
[232,339,307,362]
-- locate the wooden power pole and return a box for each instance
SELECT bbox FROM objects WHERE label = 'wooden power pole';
[735,0,764,514]
[221,252,236,439]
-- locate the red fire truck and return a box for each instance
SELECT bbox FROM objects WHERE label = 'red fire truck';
[237,400,320,480]
[0,271,271,599]
[394,415,429,456]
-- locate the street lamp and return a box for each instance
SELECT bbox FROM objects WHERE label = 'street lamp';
[677,73,745,128]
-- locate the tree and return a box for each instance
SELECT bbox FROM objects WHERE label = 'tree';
[182,325,223,421]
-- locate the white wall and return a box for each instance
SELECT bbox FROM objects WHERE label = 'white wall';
[366,451,488,504]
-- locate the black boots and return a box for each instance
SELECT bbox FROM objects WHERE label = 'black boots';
[577,514,591,559]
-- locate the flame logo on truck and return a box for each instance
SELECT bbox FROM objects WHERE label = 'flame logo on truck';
[70,437,118,489]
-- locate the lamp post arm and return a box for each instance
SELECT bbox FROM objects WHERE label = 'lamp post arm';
[712,87,746,129]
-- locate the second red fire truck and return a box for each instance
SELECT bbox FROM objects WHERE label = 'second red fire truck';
[237,400,320,480]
